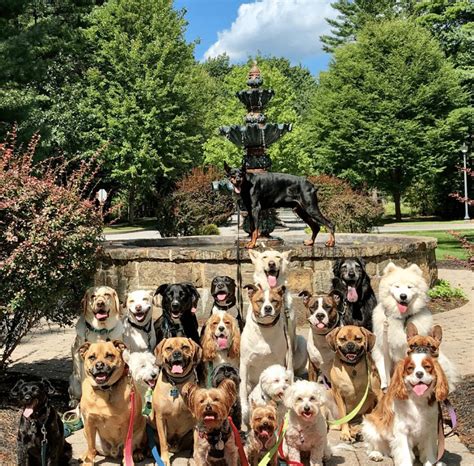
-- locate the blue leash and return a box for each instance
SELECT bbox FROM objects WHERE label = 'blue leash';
[146,423,165,466]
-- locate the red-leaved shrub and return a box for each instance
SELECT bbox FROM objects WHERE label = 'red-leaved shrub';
[0,132,104,369]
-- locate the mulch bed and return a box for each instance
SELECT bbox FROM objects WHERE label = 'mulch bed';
[428,297,468,314]
[0,372,70,465]
[448,375,474,453]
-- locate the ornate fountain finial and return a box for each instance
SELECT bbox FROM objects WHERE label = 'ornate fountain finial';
[247,61,262,88]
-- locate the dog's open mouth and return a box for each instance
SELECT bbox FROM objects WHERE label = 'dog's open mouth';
[346,285,358,303]
[171,310,182,320]
[203,411,218,423]
[146,378,157,388]
[93,372,111,384]
[22,400,38,418]
[301,410,314,419]
[216,335,228,350]
[170,362,184,374]
[397,301,409,313]
[216,292,228,303]
[94,309,109,321]
[265,270,280,288]
[412,381,431,396]
[133,309,149,322]
[344,352,361,362]
[257,427,274,440]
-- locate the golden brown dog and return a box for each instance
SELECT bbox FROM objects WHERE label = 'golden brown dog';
[326,325,382,442]
[183,379,238,466]
[79,340,145,465]
[153,337,202,466]
[246,402,278,466]
[406,322,442,357]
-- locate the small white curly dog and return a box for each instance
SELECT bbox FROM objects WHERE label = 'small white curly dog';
[248,364,292,424]
[123,350,159,405]
[281,380,331,466]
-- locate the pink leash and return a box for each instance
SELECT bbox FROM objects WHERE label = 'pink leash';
[124,388,136,466]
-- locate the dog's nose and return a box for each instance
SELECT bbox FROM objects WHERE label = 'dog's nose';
[264,305,273,314]
[400,293,408,301]
[217,283,224,289]
[315,313,325,321]
[303,405,310,412]
[96,300,105,308]
[268,261,276,268]
[218,325,225,332]
[262,421,269,428]
[205,404,213,412]
[348,271,355,278]
[171,300,180,309]
[135,304,142,311]
[172,351,182,359]
[345,342,357,351]
[416,371,424,379]
[95,361,105,370]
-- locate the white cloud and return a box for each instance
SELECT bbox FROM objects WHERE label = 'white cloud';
[204,0,336,63]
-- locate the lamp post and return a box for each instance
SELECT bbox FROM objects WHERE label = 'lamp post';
[460,142,470,220]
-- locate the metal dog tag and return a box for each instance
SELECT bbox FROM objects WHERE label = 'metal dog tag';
[170,387,179,400]
[216,439,224,450]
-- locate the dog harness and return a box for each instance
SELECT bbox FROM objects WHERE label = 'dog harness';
[85,321,117,338]
[197,419,232,459]
[127,317,153,350]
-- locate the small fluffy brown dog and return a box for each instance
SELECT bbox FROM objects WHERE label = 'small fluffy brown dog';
[246,402,278,466]
[406,322,442,357]
[153,337,202,466]
[183,379,238,466]
[326,325,382,442]
[79,340,145,465]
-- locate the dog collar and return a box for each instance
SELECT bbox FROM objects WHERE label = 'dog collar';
[127,317,152,334]
[85,321,116,336]
[213,300,236,311]
[252,313,281,328]
[196,419,231,458]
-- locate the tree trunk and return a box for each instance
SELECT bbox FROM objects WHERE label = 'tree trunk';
[128,189,135,224]
[393,191,402,221]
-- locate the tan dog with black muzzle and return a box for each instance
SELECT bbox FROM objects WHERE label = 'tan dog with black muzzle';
[153,337,202,466]
[79,340,145,466]
[326,325,382,443]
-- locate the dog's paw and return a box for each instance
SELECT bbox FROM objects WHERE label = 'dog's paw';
[133,448,145,462]
[325,238,335,248]
[340,431,356,443]
[80,451,95,465]
[303,239,314,246]
[368,450,384,462]
[245,241,256,249]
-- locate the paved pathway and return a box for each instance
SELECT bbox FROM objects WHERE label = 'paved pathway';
[8,268,474,465]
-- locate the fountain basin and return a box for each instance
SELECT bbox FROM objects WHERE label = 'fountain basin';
[219,123,292,147]
[95,233,437,322]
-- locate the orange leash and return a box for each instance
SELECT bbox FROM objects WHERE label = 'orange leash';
[124,388,136,466]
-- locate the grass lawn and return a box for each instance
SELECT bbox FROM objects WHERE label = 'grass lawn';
[104,218,156,234]
[387,229,473,260]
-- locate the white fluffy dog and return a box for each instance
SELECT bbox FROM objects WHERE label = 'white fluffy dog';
[123,349,159,410]
[282,380,331,466]
[248,364,293,424]
[122,289,156,353]
[371,262,457,391]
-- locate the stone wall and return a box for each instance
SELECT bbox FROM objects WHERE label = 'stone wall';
[95,233,437,322]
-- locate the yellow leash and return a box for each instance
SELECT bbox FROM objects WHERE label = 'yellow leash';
[328,357,370,426]
[258,411,289,466]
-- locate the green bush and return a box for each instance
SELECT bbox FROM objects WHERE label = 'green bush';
[308,175,384,233]
[0,133,103,370]
[157,166,234,237]
[197,224,220,236]
[428,279,466,300]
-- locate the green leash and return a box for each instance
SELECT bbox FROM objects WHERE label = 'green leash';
[40,424,48,466]
[206,361,214,388]
[328,357,371,426]
[142,387,153,417]
[258,411,289,466]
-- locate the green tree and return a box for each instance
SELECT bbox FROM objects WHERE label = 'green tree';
[308,20,466,220]
[203,59,313,175]
[71,0,215,221]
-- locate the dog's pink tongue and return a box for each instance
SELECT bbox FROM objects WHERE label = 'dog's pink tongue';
[267,275,277,288]
[397,303,408,313]
[413,383,429,396]
[171,365,183,374]
[316,323,325,329]
[259,429,270,439]
[217,337,228,349]
[23,406,34,418]
[217,293,227,302]
[96,311,108,320]
[347,286,358,303]
[234,187,241,194]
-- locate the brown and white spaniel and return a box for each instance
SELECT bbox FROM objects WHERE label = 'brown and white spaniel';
[362,352,449,465]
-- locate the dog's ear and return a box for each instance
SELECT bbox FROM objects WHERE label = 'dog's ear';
[223,161,231,174]
[110,288,121,316]
[10,379,25,398]
[429,325,443,343]
[81,289,90,315]
[250,397,257,412]
[79,341,91,359]
[190,338,202,365]
[41,378,56,396]
[228,316,241,360]
[432,358,449,402]
[283,384,295,409]
[181,382,198,410]
[329,290,342,306]
[122,348,131,364]
[248,249,261,264]
[200,323,217,363]
[185,284,200,306]
[332,259,343,277]
[407,263,423,277]
[155,284,168,296]
[356,257,366,268]
[325,327,340,352]
[389,359,409,400]
[282,250,292,261]
[275,285,286,296]
[406,322,419,341]
[112,340,127,353]
[154,339,167,365]
[360,328,376,352]
[382,262,398,276]
[298,290,312,306]
[244,284,259,299]
[218,378,236,410]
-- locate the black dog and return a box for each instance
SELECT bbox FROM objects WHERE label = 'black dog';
[332,258,377,331]
[11,379,72,466]
[209,275,244,329]
[224,162,335,249]
[153,283,200,346]
[211,363,242,432]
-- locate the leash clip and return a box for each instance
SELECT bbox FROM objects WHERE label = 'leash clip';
[41,424,48,445]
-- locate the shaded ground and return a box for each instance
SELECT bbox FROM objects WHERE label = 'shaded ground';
[428,296,468,314]
[449,375,474,454]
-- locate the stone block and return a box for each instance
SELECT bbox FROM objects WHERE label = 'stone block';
[202,263,237,286]
[287,268,313,294]
[138,261,175,287]
[174,263,203,287]
[312,271,332,294]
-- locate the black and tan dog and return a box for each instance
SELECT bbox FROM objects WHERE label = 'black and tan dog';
[11,379,72,466]
[154,283,201,346]
[224,163,335,249]
[332,258,377,331]
[79,340,145,465]
[153,337,202,466]
[326,325,382,442]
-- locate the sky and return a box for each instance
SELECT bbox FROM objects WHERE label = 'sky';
[174,0,336,76]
